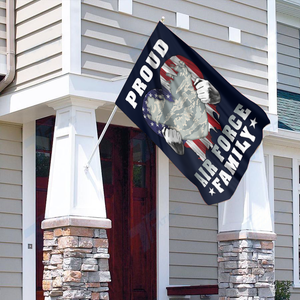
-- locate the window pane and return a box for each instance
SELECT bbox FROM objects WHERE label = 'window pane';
[101,160,112,185]
[36,124,53,151]
[100,138,112,159]
[133,164,146,188]
[36,136,51,151]
[36,152,51,177]
[133,139,146,162]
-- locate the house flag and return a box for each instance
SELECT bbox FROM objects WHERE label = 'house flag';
[115,21,270,205]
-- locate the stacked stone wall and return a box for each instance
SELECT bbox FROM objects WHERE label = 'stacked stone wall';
[42,227,110,300]
[218,239,275,300]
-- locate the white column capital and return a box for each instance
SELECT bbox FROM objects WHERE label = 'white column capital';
[48,96,105,111]
[45,99,107,220]
[218,144,273,233]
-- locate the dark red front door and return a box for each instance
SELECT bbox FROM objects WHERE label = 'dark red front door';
[36,116,55,300]
[36,120,157,300]
[98,124,157,300]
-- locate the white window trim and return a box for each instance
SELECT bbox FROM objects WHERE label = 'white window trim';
[275,0,300,282]
[264,153,275,228]
[268,0,278,115]
[264,141,300,287]
[156,148,170,300]
[62,0,81,74]
[293,158,300,286]
[22,121,36,300]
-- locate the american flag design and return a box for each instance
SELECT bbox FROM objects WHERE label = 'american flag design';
[143,55,221,161]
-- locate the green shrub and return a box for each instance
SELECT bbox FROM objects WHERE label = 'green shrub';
[275,280,292,300]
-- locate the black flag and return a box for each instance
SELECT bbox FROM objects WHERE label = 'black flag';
[115,22,270,205]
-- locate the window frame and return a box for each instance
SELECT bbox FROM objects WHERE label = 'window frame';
[264,141,300,288]
[293,158,300,287]
[276,0,300,287]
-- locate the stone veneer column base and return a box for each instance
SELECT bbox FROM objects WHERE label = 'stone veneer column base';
[217,231,276,300]
[41,217,112,300]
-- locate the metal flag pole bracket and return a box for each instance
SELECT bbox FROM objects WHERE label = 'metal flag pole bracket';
[161,16,165,23]
[85,105,118,171]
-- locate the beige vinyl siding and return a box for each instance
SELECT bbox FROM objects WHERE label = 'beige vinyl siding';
[274,156,293,281]
[169,162,218,285]
[277,23,300,94]
[81,0,269,110]
[0,0,5,55]
[4,0,62,93]
[273,156,300,300]
[0,123,22,300]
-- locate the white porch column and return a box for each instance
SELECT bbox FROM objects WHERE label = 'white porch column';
[218,144,273,233]
[41,98,112,299]
[217,145,275,299]
[44,97,109,224]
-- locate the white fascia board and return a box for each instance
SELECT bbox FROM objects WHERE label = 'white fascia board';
[277,11,300,27]
[1,71,276,128]
[0,75,70,117]
[265,128,300,148]
[68,73,126,102]
[0,74,127,123]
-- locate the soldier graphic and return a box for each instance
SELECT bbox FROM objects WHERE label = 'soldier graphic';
[143,55,221,156]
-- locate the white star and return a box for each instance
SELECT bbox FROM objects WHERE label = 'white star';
[167,94,170,98]
[151,122,154,126]
[250,118,257,128]
[209,188,215,196]
[156,123,159,127]
[158,130,161,134]
[142,107,145,111]
[143,115,146,118]
[154,94,157,98]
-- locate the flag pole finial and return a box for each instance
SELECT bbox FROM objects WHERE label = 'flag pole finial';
[161,16,165,23]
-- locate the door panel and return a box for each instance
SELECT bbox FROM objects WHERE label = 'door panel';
[98,125,126,300]
[130,130,156,300]
[98,125,156,300]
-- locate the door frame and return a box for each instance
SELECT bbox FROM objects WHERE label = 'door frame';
[156,148,170,300]
[22,121,37,300]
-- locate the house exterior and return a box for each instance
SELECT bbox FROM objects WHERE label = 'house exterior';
[0,0,299,299]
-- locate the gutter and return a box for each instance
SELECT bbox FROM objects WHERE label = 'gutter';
[0,0,15,93]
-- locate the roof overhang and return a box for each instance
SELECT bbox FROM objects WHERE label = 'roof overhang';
[0,73,126,123]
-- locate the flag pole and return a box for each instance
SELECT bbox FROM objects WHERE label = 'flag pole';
[85,105,118,170]
[86,17,165,170]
